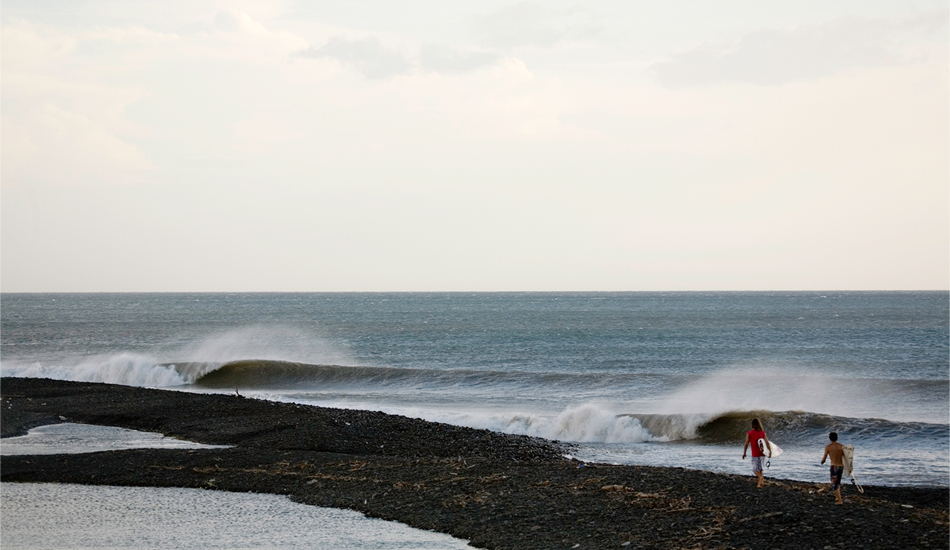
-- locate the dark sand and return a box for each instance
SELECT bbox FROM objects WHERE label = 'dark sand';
[2,378,947,550]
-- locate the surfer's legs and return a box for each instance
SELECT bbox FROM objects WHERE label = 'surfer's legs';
[829,466,844,504]
[751,457,765,487]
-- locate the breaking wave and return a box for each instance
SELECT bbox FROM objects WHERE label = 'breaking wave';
[617,410,949,446]
[3,356,946,448]
[190,360,465,388]
[1,353,188,387]
[419,406,949,446]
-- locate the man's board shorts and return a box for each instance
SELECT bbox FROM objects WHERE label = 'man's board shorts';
[751,456,765,472]
[830,465,844,490]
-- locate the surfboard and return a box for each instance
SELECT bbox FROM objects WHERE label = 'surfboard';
[757,438,783,458]
[842,444,854,476]
[842,444,865,493]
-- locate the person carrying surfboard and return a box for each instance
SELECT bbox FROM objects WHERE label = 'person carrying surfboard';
[821,432,846,504]
[741,418,773,488]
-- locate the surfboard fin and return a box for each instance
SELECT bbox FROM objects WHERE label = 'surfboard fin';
[851,477,864,493]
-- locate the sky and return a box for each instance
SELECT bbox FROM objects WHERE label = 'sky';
[2,1,948,292]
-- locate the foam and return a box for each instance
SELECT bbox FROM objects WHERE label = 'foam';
[2,354,186,387]
[303,402,669,444]
[0,325,356,388]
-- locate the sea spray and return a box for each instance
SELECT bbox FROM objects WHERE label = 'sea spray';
[177,326,357,369]
[651,365,949,424]
[2,354,187,387]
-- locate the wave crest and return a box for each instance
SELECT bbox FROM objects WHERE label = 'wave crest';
[619,410,949,445]
[188,360,430,388]
[500,405,664,444]
[2,354,187,387]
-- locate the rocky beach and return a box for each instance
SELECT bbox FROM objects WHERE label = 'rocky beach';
[2,378,947,550]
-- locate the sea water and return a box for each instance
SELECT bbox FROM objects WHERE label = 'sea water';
[0,423,231,455]
[0,482,475,549]
[2,292,947,488]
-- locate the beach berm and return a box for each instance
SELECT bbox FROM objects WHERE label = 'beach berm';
[2,378,947,550]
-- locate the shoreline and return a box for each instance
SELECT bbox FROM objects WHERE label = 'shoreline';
[2,378,947,550]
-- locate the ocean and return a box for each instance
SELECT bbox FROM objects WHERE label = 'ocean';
[1,482,475,549]
[2,291,947,488]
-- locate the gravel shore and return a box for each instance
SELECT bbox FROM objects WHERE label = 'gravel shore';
[2,378,947,550]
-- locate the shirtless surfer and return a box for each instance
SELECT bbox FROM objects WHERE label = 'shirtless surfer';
[821,432,845,504]
[742,418,772,488]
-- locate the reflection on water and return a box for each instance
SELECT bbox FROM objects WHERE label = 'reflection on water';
[1,483,474,550]
[1,423,230,455]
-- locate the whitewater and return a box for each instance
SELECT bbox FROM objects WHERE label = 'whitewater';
[2,292,947,487]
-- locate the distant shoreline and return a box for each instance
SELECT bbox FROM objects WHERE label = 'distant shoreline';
[2,378,947,550]
[2,290,949,295]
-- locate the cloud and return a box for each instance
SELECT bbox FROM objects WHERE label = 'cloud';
[469,2,603,49]
[230,115,307,152]
[1,21,155,187]
[300,40,501,77]
[298,36,412,79]
[2,103,155,187]
[419,44,501,73]
[214,10,270,36]
[651,12,948,88]
[201,10,308,59]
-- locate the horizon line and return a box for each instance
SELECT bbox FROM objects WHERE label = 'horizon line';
[2,289,947,294]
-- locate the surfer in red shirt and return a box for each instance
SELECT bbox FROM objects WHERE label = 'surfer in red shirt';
[741,418,773,487]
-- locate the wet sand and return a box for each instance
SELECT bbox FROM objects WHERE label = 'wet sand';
[2,378,947,550]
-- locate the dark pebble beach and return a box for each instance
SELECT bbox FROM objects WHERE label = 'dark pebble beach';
[2,378,947,550]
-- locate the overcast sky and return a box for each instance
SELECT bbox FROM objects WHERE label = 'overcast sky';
[2,1,947,292]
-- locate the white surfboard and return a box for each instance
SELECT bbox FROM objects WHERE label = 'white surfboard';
[842,444,854,476]
[757,438,783,458]
[842,444,864,493]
